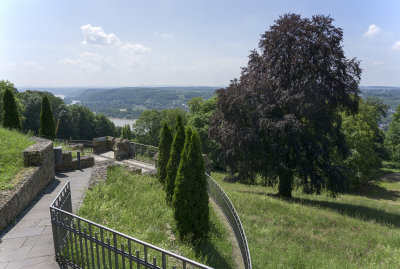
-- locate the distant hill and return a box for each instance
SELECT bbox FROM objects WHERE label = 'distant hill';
[76,86,219,119]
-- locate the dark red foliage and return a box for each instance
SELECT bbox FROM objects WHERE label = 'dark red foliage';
[209,14,361,197]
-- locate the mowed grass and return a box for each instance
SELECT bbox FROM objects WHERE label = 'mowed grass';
[211,171,400,269]
[78,166,235,268]
[0,127,34,190]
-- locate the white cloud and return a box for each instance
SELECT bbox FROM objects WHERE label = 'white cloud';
[363,24,381,38]
[391,41,400,50]
[81,24,121,46]
[59,52,116,72]
[372,61,384,66]
[121,42,151,54]
[155,31,173,39]
[21,61,46,71]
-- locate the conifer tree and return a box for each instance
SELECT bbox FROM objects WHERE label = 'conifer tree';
[121,124,132,139]
[157,122,173,183]
[165,115,186,204]
[2,88,20,130]
[172,129,209,240]
[39,96,56,140]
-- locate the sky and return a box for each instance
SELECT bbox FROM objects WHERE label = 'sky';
[0,0,400,88]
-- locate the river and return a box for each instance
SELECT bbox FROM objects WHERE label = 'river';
[108,118,137,127]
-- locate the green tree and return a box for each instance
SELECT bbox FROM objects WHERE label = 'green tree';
[132,110,162,145]
[188,96,220,168]
[172,129,209,240]
[210,14,361,197]
[0,80,19,124]
[39,96,56,139]
[165,116,186,204]
[2,88,20,129]
[157,123,173,183]
[121,124,132,140]
[340,100,381,187]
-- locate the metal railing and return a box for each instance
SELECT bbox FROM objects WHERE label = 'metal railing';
[206,174,252,269]
[50,181,212,269]
[130,142,158,165]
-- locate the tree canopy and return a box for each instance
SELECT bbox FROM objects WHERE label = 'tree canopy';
[210,14,361,197]
[2,88,20,130]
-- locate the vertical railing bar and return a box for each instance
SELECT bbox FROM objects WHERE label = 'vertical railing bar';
[63,216,70,263]
[183,260,186,269]
[144,245,147,268]
[89,224,95,269]
[114,233,119,269]
[78,220,85,268]
[73,223,80,266]
[153,257,156,267]
[162,252,166,269]
[69,216,75,265]
[121,243,126,269]
[95,233,100,269]
[136,250,140,269]
[107,238,112,269]
[128,240,132,269]
[101,229,106,268]
[84,227,90,269]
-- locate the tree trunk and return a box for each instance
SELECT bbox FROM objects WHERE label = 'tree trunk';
[278,169,293,198]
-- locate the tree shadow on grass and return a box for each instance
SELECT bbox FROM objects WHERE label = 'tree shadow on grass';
[236,189,400,228]
[275,195,400,228]
[348,183,400,201]
[192,220,234,268]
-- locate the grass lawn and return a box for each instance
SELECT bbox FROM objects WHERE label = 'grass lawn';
[53,141,93,159]
[78,166,236,268]
[211,171,400,268]
[0,128,34,190]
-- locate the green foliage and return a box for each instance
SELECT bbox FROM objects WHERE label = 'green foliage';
[341,101,381,187]
[157,123,173,183]
[39,96,56,140]
[385,121,400,162]
[121,124,132,140]
[132,108,188,146]
[0,128,34,190]
[0,80,20,124]
[165,116,186,204]
[2,88,20,130]
[188,96,220,168]
[78,166,235,268]
[173,129,209,241]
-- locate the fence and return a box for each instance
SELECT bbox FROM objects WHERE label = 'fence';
[206,174,252,269]
[50,181,212,269]
[130,142,158,165]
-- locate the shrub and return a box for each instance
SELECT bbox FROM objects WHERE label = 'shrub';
[172,129,209,241]
[165,115,185,204]
[39,96,55,140]
[157,122,173,183]
[2,88,20,130]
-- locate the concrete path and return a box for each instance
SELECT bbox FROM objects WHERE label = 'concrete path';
[94,151,155,172]
[0,168,93,269]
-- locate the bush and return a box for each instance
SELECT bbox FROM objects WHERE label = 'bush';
[2,88,20,130]
[165,115,186,204]
[39,96,56,140]
[157,122,173,183]
[172,129,209,241]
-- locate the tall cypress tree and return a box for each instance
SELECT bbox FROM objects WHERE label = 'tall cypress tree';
[158,122,173,183]
[39,96,56,140]
[2,88,20,130]
[165,115,186,204]
[172,129,209,240]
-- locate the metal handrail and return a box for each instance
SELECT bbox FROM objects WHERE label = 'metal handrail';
[206,174,252,269]
[50,181,212,269]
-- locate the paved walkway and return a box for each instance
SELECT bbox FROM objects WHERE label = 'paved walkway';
[0,168,92,269]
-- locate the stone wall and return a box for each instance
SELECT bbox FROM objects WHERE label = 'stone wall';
[55,151,95,172]
[0,137,55,231]
[93,136,135,161]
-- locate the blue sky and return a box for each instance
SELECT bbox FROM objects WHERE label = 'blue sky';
[1,0,399,87]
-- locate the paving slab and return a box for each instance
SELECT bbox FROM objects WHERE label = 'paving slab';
[0,167,93,269]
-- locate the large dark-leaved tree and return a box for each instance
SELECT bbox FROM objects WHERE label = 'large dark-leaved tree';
[2,88,21,130]
[210,14,361,197]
